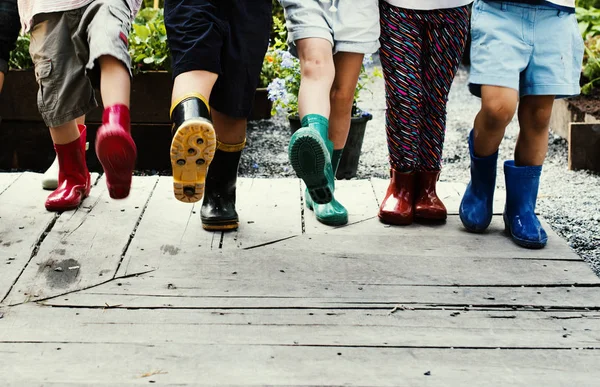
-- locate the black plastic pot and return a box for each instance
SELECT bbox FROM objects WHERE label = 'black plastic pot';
[250,88,273,121]
[288,111,373,180]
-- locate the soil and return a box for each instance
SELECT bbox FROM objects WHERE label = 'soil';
[567,93,600,120]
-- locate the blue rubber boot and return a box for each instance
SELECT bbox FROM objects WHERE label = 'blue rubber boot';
[459,130,498,232]
[503,161,548,249]
[288,114,334,205]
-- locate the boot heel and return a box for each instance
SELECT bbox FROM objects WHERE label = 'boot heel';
[170,119,216,203]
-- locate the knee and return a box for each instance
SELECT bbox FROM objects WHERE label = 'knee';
[330,85,355,112]
[519,103,553,130]
[300,53,334,81]
[480,99,516,129]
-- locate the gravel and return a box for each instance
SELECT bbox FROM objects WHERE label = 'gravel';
[241,64,600,277]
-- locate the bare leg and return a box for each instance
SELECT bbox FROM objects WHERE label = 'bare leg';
[473,85,518,157]
[98,56,130,107]
[172,70,218,105]
[212,108,246,145]
[0,72,5,94]
[515,95,555,166]
[329,52,364,149]
[296,38,335,119]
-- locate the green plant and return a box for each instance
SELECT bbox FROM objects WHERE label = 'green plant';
[576,6,600,39]
[8,34,33,70]
[582,36,600,94]
[259,14,288,88]
[267,52,382,116]
[129,7,170,74]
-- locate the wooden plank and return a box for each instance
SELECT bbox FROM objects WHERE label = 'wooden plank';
[37,249,600,303]
[311,216,578,260]
[222,178,302,249]
[0,173,58,303]
[261,222,578,260]
[3,305,599,349]
[569,123,600,173]
[46,277,600,309]
[115,177,220,277]
[3,175,158,305]
[303,179,379,234]
[370,178,505,215]
[0,172,21,195]
[0,343,598,385]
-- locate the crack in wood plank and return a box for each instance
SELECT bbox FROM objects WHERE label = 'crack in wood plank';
[242,235,300,251]
[14,269,158,306]
[113,177,160,279]
[1,212,61,304]
[0,173,22,196]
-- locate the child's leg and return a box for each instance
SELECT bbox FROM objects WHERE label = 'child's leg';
[296,38,335,119]
[98,55,130,107]
[302,51,362,227]
[42,116,87,190]
[289,37,336,205]
[515,95,555,166]
[377,3,425,225]
[501,94,554,249]
[416,6,470,220]
[200,0,271,230]
[459,85,518,231]
[329,52,363,149]
[29,11,96,211]
[473,85,518,157]
[164,0,229,203]
[82,0,138,199]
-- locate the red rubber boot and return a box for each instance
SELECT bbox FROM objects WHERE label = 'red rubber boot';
[378,169,416,225]
[45,125,91,211]
[95,104,137,199]
[414,171,447,220]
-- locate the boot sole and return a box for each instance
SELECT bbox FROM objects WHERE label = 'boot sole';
[378,212,413,226]
[414,211,447,221]
[171,119,216,203]
[202,219,239,231]
[306,200,348,226]
[96,129,137,199]
[289,131,332,205]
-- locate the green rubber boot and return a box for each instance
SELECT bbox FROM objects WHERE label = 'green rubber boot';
[305,149,348,226]
[288,114,334,205]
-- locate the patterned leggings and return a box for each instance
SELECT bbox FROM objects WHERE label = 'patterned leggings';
[380,2,470,172]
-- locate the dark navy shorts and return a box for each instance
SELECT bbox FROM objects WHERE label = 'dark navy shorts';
[164,0,272,118]
[0,0,20,74]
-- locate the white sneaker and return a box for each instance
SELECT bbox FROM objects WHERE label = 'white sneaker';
[42,142,89,190]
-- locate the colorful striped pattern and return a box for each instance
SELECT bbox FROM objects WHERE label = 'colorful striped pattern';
[380,2,469,172]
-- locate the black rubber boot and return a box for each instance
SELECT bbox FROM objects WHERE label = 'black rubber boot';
[170,93,216,203]
[200,140,245,231]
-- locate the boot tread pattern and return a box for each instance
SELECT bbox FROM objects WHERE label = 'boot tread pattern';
[171,119,216,203]
[289,131,332,205]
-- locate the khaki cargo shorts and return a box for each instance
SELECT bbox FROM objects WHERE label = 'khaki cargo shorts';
[29,0,133,127]
[280,0,380,57]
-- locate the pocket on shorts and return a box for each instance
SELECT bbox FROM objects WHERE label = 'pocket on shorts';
[34,60,58,113]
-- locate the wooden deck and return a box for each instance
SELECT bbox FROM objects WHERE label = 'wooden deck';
[1,172,599,386]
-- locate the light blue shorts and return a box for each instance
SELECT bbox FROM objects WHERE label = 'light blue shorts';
[468,0,584,99]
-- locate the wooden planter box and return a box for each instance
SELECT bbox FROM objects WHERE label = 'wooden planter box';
[0,70,271,171]
[549,98,600,173]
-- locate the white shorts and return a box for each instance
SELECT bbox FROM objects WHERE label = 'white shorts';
[280,0,380,57]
